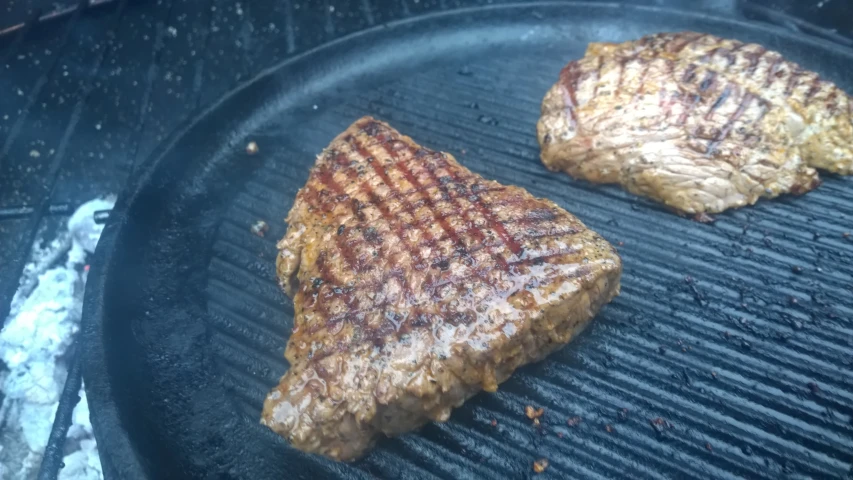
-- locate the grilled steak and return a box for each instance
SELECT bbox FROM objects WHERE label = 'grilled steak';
[537,32,853,215]
[262,117,622,461]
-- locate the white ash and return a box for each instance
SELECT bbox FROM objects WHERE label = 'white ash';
[0,196,115,480]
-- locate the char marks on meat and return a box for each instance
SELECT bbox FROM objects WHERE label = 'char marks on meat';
[538,31,853,214]
[262,117,622,461]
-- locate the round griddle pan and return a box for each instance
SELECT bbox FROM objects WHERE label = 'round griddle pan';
[81,3,853,479]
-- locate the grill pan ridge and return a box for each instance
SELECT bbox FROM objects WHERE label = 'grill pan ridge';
[81,3,853,479]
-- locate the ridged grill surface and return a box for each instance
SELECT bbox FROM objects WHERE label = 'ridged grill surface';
[206,47,853,478]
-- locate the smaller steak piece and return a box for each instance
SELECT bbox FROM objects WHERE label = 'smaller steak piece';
[262,117,622,461]
[538,31,853,215]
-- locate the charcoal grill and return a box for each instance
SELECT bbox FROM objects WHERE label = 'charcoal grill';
[1,1,852,479]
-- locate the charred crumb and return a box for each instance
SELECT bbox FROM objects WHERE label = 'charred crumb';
[649,417,672,438]
[251,220,269,237]
[693,212,716,223]
[337,225,345,235]
[526,405,545,420]
[246,141,259,155]
[533,458,549,474]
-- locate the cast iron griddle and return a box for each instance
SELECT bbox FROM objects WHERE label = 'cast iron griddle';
[81,3,853,479]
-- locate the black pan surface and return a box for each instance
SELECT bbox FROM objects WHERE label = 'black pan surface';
[82,3,853,479]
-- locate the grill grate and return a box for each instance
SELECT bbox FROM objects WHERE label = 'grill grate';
[198,55,852,477]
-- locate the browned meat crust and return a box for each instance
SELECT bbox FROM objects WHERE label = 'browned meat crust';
[262,117,622,461]
[538,32,853,215]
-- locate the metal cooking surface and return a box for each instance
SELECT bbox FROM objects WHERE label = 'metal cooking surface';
[83,4,853,479]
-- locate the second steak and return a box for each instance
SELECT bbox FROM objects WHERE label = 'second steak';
[538,31,853,215]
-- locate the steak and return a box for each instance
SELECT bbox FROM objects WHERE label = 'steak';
[262,117,622,461]
[537,31,853,215]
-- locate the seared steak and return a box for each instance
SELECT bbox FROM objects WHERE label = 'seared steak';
[538,32,853,215]
[262,117,622,461]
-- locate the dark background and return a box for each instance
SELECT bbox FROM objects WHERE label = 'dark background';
[0,0,851,477]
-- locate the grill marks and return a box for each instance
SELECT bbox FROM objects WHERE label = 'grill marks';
[721,41,746,69]
[303,119,577,344]
[614,57,629,97]
[698,70,717,92]
[559,62,581,128]
[634,57,652,97]
[385,142,469,264]
[785,68,803,96]
[669,31,703,54]
[578,35,795,147]
[366,119,524,260]
[345,134,425,267]
[746,48,768,77]
[707,91,754,155]
[681,63,698,84]
[706,85,732,119]
[371,124,523,280]
[540,31,853,214]
[421,156,511,272]
[804,76,824,103]
[593,54,604,96]
[761,54,783,87]
[676,92,703,126]
[314,157,368,279]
